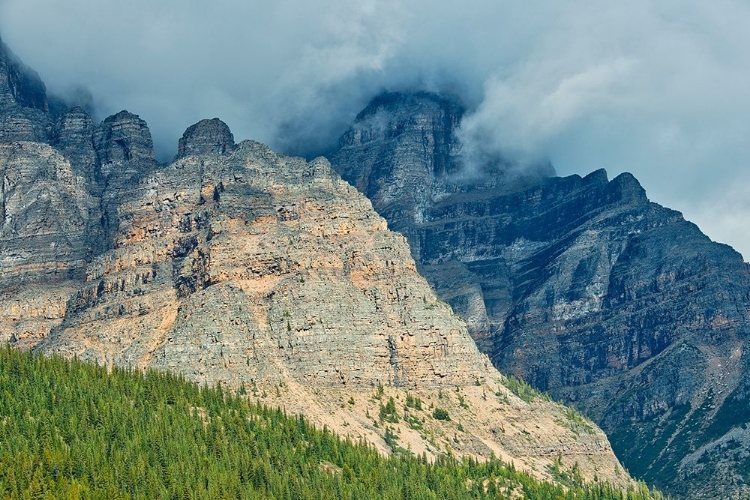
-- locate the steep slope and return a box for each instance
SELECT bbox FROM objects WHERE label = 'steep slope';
[2,346,661,499]
[0,42,633,488]
[330,91,750,499]
[0,35,52,143]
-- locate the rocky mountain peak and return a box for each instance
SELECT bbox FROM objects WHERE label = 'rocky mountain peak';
[0,36,47,111]
[177,118,235,159]
[332,91,750,499]
[0,37,52,143]
[338,91,464,177]
[330,91,469,233]
[353,90,465,123]
[54,107,97,179]
[608,171,648,204]
[94,110,155,169]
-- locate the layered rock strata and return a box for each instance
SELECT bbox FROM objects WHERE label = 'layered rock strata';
[0,36,52,143]
[0,40,633,489]
[177,118,236,158]
[330,91,750,499]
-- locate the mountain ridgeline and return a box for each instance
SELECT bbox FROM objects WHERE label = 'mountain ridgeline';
[329,91,750,499]
[0,36,638,490]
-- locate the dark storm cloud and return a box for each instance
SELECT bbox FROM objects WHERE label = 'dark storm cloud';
[2,0,749,258]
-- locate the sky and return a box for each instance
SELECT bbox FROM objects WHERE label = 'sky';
[1,0,749,259]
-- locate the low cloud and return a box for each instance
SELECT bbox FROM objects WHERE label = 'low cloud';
[2,0,750,258]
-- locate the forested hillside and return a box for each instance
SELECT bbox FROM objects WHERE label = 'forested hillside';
[0,346,661,499]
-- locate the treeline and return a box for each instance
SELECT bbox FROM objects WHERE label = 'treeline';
[0,346,663,499]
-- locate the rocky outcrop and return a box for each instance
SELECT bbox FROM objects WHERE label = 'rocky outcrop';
[54,107,98,183]
[330,91,750,499]
[333,92,554,235]
[177,118,235,158]
[94,110,156,168]
[0,36,51,143]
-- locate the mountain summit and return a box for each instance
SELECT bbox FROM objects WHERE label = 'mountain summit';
[0,38,633,487]
[331,91,750,499]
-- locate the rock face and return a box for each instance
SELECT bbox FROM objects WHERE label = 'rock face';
[177,118,236,158]
[54,107,98,183]
[95,110,156,167]
[0,141,98,346]
[0,136,630,487]
[41,140,488,390]
[0,37,51,143]
[330,91,750,499]
[0,43,634,489]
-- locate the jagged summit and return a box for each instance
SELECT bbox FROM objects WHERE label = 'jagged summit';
[354,90,465,122]
[331,91,750,499]
[94,110,156,167]
[177,118,235,159]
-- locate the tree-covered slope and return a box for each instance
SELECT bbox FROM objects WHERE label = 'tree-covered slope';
[0,346,661,500]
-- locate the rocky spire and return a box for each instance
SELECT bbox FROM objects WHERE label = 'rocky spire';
[55,107,97,179]
[94,110,156,169]
[176,118,235,159]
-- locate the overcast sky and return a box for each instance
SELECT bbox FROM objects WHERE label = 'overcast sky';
[2,0,749,259]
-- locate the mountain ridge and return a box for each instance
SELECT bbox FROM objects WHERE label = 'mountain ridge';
[330,90,750,499]
[0,39,632,488]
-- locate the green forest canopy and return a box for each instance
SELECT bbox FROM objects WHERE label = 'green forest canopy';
[0,346,663,499]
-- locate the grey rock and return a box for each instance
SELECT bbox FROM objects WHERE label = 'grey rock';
[0,36,51,143]
[330,91,750,499]
[177,118,235,159]
[94,110,156,169]
[0,142,98,289]
[94,110,157,246]
[54,107,98,184]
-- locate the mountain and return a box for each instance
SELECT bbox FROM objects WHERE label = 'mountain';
[330,91,750,499]
[0,39,634,488]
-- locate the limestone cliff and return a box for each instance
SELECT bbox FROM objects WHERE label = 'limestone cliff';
[0,38,634,486]
[330,91,750,499]
[0,35,52,143]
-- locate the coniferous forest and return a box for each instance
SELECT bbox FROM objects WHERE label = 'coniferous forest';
[0,346,663,499]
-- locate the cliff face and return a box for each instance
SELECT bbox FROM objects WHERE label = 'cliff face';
[0,42,632,488]
[330,91,750,499]
[0,36,53,143]
[40,139,487,390]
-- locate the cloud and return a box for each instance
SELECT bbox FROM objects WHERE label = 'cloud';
[2,0,750,258]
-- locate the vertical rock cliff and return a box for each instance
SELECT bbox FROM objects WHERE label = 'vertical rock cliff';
[331,91,750,499]
[0,35,53,143]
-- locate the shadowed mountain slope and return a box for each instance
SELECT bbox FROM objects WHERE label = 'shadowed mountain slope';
[330,91,750,499]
